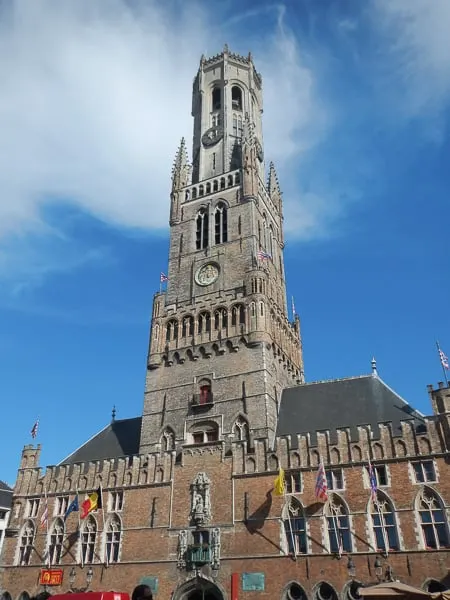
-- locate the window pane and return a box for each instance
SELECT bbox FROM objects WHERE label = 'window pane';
[436,524,449,547]
[413,463,424,482]
[423,524,437,548]
[423,461,435,481]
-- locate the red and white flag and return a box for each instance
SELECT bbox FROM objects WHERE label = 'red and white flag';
[315,460,328,502]
[31,420,39,439]
[439,348,449,370]
[257,250,271,261]
[40,503,48,529]
[160,272,169,283]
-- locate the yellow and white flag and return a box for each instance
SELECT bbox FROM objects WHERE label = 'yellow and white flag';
[273,467,285,496]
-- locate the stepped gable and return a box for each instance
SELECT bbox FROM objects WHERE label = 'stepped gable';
[58,417,142,465]
[0,480,12,508]
[276,374,425,446]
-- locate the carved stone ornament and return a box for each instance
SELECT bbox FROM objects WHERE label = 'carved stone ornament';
[190,472,212,526]
[177,529,188,568]
[211,527,221,570]
[195,263,219,287]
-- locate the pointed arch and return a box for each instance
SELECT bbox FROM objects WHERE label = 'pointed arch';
[80,514,97,564]
[352,445,362,462]
[395,440,407,457]
[330,448,340,465]
[48,518,65,565]
[214,307,228,330]
[246,457,256,473]
[369,490,400,552]
[282,497,307,555]
[373,442,384,459]
[419,437,432,455]
[214,201,228,244]
[196,207,209,250]
[104,513,122,564]
[324,493,352,553]
[16,520,35,565]
[416,486,449,549]
[267,454,278,471]
[232,415,250,442]
[161,427,175,451]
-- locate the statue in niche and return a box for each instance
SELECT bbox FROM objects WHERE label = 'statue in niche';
[190,472,212,526]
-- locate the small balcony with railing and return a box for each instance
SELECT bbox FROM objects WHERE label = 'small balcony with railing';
[186,544,211,567]
[191,386,214,411]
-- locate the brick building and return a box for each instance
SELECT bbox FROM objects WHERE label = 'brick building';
[1,47,449,600]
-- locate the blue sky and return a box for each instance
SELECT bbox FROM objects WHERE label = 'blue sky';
[1,0,449,485]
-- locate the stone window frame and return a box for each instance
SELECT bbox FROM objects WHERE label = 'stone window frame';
[410,460,438,485]
[323,493,353,554]
[54,496,69,517]
[102,512,122,564]
[108,490,124,512]
[47,517,65,565]
[16,520,35,566]
[414,486,450,550]
[281,496,309,555]
[326,468,345,491]
[79,513,98,564]
[368,490,401,552]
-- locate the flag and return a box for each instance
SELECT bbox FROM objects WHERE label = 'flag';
[40,502,48,529]
[81,487,102,519]
[368,460,378,502]
[257,250,271,261]
[273,467,285,496]
[160,272,169,283]
[439,348,449,370]
[31,420,39,439]
[64,495,79,521]
[315,461,328,502]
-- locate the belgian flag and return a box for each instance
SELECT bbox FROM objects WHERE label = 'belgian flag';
[81,486,102,519]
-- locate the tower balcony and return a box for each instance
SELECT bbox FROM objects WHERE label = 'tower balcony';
[186,544,211,567]
[191,391,214,410]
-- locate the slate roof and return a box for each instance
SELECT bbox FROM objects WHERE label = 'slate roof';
[59,417,142,465]
[0,480,13,509]
[276,374,425,447]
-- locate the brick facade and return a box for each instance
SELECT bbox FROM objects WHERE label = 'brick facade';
[1,47,449,600]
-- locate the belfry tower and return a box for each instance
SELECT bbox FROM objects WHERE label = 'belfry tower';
[140,47,304,453]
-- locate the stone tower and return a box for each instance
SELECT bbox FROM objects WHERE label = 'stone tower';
[139,47,304,454]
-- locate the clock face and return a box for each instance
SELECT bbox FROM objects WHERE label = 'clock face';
[202,126,224,147]
[195,263,219,286]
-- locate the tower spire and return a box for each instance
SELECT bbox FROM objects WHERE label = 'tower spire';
[171,137,190,192]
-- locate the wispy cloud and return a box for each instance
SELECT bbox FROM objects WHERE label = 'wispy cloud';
[0,0,328,285]
[373,0,450,121]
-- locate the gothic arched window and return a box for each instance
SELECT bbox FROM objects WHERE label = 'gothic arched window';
[196,208,209,250]
[370,491,399,552]
[215,202,228,245]
[105,514,122,564]
[198,311,211,334]
[161,427,175,451]
[233,416,249,441]
[81,515,97,564]
[231,86,242,110]
[325,494,352,553]
[417,487,449,549]
[212,87,221,111]
[17,520,34,565]
[182,316,194,337]
[283,497,307,554]
[214,308,227,330]
[166,319,178,342]
[48,518,65,565]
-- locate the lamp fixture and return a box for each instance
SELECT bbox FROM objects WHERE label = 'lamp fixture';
[347,556,356,578]
[68,566,94,592]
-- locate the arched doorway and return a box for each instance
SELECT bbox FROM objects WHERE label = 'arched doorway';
[174,576,225,600]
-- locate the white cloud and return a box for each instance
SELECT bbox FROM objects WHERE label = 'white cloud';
[374,0,450,118]
[0,0,328,285]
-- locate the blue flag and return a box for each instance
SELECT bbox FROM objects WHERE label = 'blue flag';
[64,495,79,521]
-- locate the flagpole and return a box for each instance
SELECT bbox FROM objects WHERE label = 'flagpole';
[436,341,449,387]
[283,481,297,561]
[368,454,389,556]
[44,486,50,568]
[75,489,84,568]
[100,485,109,567]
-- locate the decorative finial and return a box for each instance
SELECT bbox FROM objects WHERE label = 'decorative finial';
[111,405,116,422]
[223,43,229,54]
[371,357,378,377]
